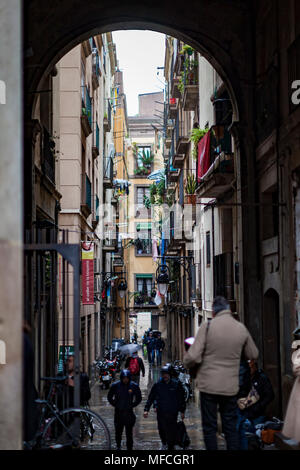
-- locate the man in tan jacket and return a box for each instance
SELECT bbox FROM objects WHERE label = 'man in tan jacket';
[183,296,259,450]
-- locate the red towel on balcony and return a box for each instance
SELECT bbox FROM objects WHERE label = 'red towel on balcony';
[197,131,211,181]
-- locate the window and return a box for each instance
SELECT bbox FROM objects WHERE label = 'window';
[206,231,211,266]
[135,223,152,256]
[135,186,151,218]
[136,146,152,168]
[135,275,155,305]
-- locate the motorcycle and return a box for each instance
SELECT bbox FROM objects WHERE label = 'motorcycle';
[97,360,113,389]
[168,360,192,402]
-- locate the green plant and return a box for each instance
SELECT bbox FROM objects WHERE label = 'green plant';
[140,149,154,167]
[166,190,175,207]
[180,44,194,56]
[190,127,209,160]
[185,173,197,195]
[104,112,108,119]
[143,195,151,209]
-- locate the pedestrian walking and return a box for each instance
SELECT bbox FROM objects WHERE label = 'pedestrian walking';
[107,369,142,450]
[154,333,165,366]
[125,351,145,385]
[144,364,186,450]
[146,331,156,365]
[183,296,259,450]
[282,328,300,444]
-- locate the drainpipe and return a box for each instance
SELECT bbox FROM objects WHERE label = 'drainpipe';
[212,205,215,297]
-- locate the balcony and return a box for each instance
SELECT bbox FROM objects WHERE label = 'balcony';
[103,156,114,189]
[103,101,111,133]
[181,55,199,111]
[81,174,92,218]
[81,86,92,137]
[103,236,118,252]
[175,115,189,155]
[196,125,234,198]
[183,85,199,111]
[133,293,156,308]
[171,76,181,99]
[92,123,100,159]
[168,168,180,182]
[172,153,185,169]
[92,195,99,229]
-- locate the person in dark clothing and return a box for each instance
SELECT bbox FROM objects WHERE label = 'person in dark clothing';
[23,323,39,442]
[144,365,186,450]
[125,351,145,385]
[237,360,275,449]
[154,333,165,366]
[242,360,275,421]
[64,355,91,407]
[108,369,142,450]
[146,332,156,365]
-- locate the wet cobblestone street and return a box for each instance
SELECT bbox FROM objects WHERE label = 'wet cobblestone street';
[90,353,226,450]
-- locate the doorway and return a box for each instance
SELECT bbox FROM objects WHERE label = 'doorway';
[262,288,282,418]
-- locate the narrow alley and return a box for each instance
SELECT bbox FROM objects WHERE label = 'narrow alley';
[90,353,225,450]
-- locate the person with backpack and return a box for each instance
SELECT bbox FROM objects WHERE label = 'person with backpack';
[144,364,186,450]
[125,351,145,385]
[107,369,142,450]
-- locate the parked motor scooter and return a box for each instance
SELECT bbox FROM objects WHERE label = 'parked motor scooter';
[171,360,192,402]
[97,361,113,389]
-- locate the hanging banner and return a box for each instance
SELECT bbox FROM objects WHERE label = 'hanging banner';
[82,241,94,305]
[197,131,211,181]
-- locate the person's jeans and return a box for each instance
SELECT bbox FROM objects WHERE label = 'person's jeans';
[236,411,266,450]
[151,349,156,364]
[114,410,136,450]
[155,349,162,366]
[200,392,239,450]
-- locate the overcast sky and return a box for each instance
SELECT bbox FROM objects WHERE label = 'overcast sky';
[112,30,166,116]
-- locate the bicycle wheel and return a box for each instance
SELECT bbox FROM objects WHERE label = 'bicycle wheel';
[41,407,111,450]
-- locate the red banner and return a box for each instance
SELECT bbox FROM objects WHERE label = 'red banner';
[82,242,94,305]
[197,131,211,181]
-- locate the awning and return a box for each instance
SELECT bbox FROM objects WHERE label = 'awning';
[136,222,152,231]
[136,274,153,279]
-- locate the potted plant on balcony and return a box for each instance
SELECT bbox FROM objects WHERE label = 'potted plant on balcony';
[190,127,209,160]
[185,173,197,205]
[180,44,194,56]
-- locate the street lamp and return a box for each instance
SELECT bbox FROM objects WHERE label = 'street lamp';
[118,278,127,299]
[156,264,170,296]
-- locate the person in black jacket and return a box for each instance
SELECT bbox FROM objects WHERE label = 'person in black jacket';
[154,333,165,366]
[107,369,142,450]
[146,332,156,365]
[125,351,145,385]
[242,360,275,422]
[144,365,186,450]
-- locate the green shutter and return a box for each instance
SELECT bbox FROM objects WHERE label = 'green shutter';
[136,274,153,279]
[136,222,152,231]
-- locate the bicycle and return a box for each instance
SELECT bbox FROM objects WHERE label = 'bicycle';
[24,376,111,450]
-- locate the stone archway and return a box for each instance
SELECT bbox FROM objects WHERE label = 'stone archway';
[24,1,260,335]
